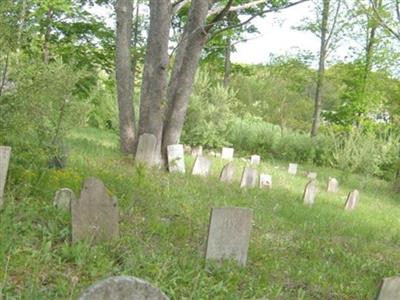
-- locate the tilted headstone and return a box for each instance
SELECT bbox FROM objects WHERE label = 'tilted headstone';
[376,277,400,300]
[192,156,211,177]
[78,276,169,300]
[288,163,298,175]
[221,147,234,161]
[250,155,260,166]
[240,167,258,188]
[303,180,317,205]
[0,146,11,209]
[167,144,185,173]
[205,207,253,266]
[135,133,157,167]
[191,146,203,157]
[54,188,75,211]
[71,178,119,244]
[259,174,272,189]
[327,177,339,193]
[219,162,235,183]
[307,172,317,180]
[344,189,359,211]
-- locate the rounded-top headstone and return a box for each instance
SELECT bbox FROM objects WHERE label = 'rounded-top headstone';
[78,276,169,300]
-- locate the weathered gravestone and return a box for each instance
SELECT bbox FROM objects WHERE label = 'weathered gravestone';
[288,163,298,175]
[0,146,11,209]
[205,207,253,266]
[240,167,258,188]
[221,147,234,161]
[303,180,317,206]
[192,156,211,177]
[376,276,400,300]
[191,146,203,157]
[250,155,260,166]
[344,189,359,211]
[54,188,75,211]
[71,178,119,244]
[167,144,185,173]
[219,162,235,183]
[78,276,169,300]
[307,172,317,180]
[327,177,339,193]
[259,174,272,189]
[184,145,192,154]
[135,134,157,167]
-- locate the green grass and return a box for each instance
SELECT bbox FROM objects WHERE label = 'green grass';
[1,127,400,299]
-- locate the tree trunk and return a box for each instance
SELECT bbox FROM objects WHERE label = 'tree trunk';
[43,9,53,64]
[115,0,136,154]
[223,35,232,88]
[137,0,171,162]
[162,0,210,152]
[0,54,9,97]
[311,0,330,137]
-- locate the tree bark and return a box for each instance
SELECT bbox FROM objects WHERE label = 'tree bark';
[223,35,232,88]
[43,9,53,64]
[311,0,330,137]
[115,0,136,154]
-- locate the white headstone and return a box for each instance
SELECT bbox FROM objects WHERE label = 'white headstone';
[78,276,169,300]
[0,146,11,209]
[307,172,317,180]
[54,188,75,211]
[240,167,258,188]
[219,162,235,183]
[205,207,253,266]
[288,163,298,175]
[250,155,260,166]
[376,277,400,300]
[135,133,157,167]
[344,190,359,211]
[259,174,272,189]
[221,147,234,161]
[192,156,211,177]
[327,177,339,193]
[167,144,185,173]
[303,180,317,205]
[191,146,203,157]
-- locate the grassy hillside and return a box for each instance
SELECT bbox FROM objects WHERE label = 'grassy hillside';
[1,128,400,299]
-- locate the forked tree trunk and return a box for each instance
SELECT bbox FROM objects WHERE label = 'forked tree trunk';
[115,0,136,154]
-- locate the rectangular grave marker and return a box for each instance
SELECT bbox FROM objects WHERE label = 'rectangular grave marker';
[219,162,235,183]
[192,156,211,177]
[191,146,203,157]
[205,207,253,266]
[344,189,359,211]
[259,173,272,189]
[303,180,317,205]
[135,133,157,166]
[54,188,75,211]
[0,146,11,209]
[167,144,185,173]
[288,163,298,175]
[376,277,400,300]
[221,147,234,161]
[240,167,258,188]
[327,177,339,193]
[250,155,260,166]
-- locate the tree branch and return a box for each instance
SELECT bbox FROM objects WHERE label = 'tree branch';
[208,0,266,16]
[205,0,234,32]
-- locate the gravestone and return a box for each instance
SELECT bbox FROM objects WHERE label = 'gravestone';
[219,162,235,183]
[71,178,119,244]
[307,172,317,180]
[205,207,253,266]
[288,163,298,175]
[259,174,272,189]
[135,133,157,167]
[78,276,169,300]
[376,277,400,300]
[240,167,258,188]
[54,188,75,211]
[191,146,203,157]
[192,156,211,177]
[0,146,11,209]
[303,180,317,205]
[167,144,185,173]
[221,147,234,161]
[184,145,192,154]
[344,189,359,211]
[250,155,260,166]
[327,177,339,193]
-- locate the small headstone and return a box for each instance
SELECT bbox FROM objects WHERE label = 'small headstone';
[135,133,157,167]
[54,188,75,211]
[219,162,235,183]
[0,146,11,208]
[192,156,211,177]
[288,163,298,175]
[240,167,258,188]
[344,189,359,211]
[303,180,317,205]
[221,147,234,161]
[167,144,185,173]
[307,172,317,180]
[205,207,253,266]
[250,155,261,166]
[376,276,400,300]
[259,174,272,189]
[184,145,192,154]
[191,146,203,157]
[327,177,339,193]
[78,276,169,300]
[71,178,119,244]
